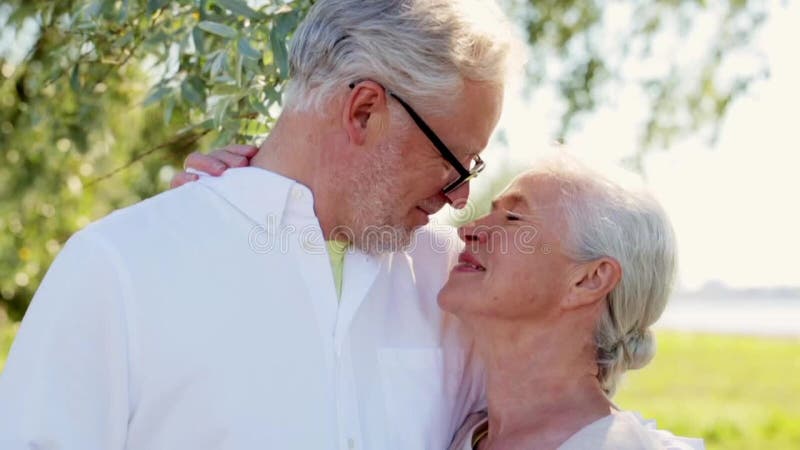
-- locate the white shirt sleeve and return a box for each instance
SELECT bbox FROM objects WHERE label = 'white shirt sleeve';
[0,229,131,450]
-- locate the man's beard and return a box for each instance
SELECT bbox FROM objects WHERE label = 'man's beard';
[340,141,416,255]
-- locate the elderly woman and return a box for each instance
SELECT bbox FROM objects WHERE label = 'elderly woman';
[441,157,702,449]
[179,151,702,449]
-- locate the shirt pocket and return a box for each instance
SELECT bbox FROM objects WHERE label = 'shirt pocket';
[377,347,459,450]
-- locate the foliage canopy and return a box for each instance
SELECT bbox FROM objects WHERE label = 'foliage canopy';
[0,0,768,319]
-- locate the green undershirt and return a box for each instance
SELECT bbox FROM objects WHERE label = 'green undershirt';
[325,240,348,302]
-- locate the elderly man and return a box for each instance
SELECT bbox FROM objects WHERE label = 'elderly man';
[0,1,512,449]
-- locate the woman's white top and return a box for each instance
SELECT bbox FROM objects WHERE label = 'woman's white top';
[449,410,705,450]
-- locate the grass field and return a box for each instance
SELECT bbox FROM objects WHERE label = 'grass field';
[615,332,800,450]
[0,325,797,448]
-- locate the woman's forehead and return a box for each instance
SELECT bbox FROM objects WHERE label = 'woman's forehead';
[496,173,562,209]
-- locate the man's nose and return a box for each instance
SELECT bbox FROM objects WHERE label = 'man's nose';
[445,181,471,210]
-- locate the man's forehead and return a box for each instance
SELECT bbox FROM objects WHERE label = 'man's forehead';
[445,81,503,152]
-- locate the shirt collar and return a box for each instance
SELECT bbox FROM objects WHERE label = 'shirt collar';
[196,166,310,228]
[195,166,387,265]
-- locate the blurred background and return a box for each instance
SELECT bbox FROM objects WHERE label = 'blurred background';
[1,1,798,448]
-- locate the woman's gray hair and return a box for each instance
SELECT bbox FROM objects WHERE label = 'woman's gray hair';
[531,154,677,397]
[283,0,515,114]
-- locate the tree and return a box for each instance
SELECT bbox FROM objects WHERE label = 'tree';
[0,0,768,320]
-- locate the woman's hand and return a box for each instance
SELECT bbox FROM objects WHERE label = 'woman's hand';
[170,144,258,188]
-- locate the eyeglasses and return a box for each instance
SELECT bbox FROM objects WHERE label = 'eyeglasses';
[349,81,485,195]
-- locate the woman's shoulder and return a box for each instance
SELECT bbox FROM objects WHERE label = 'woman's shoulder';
[558,410,705,450]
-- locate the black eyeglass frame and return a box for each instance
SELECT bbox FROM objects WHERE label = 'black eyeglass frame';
[348,81,485,195]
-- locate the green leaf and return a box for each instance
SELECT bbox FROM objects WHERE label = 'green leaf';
[211,126,236,148]
[118,0,130,22]
[41,3,56,26]
[144,30,169,47]
[197,21,238,39]
[269,28,289,78]
[113,31,135,49]
[214,75,236,84]
[203,50,223,74]
[210,52,228,78]
[181,77,206,107]
[81,1,102,21]
[237,37,261,60]
[249,94,270,116]
[215,0,262,19]
[192,26,206,52]
[100,0,119,18]
[8,4,36,25]
[163,96,176,125]
[235,54,243,86]
[143,85,171,107]
[212,84,245,96]
[264,86,282,105]
[147,0,169,14]
[75,20,98,31]
[212,96,233,128]
[268,11,300,79]
[70,65,81,93]
[273,10,299,37]
[203,50,229,78]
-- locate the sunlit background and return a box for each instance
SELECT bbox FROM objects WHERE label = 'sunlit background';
[438,2,800,446]
[475,0,799,291]
[1,0,798,448]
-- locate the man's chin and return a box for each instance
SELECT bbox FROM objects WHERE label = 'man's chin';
[413,206,432,227]
[353,224,414,255]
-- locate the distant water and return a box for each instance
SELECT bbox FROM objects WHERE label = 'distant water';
[655,296,800,337]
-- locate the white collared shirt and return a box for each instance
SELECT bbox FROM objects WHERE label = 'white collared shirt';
[0,167,485,450]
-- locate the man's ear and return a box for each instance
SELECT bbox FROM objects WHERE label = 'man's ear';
[563,257,622,310]
[342,81,388,146]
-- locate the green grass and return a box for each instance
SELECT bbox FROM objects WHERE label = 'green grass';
[0,326,797,449]
[615,331,800,450]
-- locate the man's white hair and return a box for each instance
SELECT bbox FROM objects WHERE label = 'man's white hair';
[283,0,515,114]
[531,153,678,397]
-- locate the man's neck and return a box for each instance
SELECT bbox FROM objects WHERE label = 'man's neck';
[251,114,319,190]
[251,113,342,240]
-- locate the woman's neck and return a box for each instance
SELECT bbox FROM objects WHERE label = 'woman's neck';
[472,317,613,450]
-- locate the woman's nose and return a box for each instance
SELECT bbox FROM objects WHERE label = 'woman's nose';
[458,220,488,244]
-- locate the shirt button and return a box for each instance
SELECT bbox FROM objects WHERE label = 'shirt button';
[347,438,355,450]
[291,186,304,200]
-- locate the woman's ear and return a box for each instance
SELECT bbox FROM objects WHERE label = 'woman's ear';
[342,81,388,146]
[563,257,622,310]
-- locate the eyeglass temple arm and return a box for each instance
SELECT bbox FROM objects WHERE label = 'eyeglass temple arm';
[387,93,471,178]
[348,82,469,178]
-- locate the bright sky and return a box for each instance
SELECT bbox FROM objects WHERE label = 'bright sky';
[478,0,800,289]
[2,2,796,289]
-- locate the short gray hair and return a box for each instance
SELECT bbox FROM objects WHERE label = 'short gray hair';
[531,154,677,397]
[284,0,514,113]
